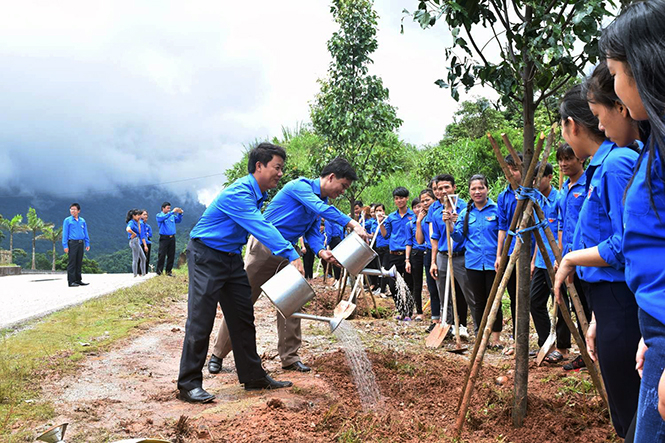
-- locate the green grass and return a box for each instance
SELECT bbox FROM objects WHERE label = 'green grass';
[0,269,188,440]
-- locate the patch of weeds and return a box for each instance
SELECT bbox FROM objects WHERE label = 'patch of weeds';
[0,268,188,439]
[559,376,596,396]
[370,306,390,319]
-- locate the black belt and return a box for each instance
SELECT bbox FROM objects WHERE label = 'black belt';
[161,234,175,238]
[68,239,84,244]
[390,250,405,256]
[438,250,464,257]
[192,238,237,256]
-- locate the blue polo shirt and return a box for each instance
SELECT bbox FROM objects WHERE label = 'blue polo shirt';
[623,144,665,325]
[573,139,638,283]
[263,177,351,255]
[452,199,499,271]
[156,210,182,236]
[190,174,299,262]
[374,218,390,248]
[557,172,587,256]
[534,187,559,269]
[405,220,426,251]
[142,221,153,245]
[429,199,467,253]
[127,219,142,240]
[383,209,416,251]
[324,219,345,246]
[62,215,90,249]
[498,185,518,255]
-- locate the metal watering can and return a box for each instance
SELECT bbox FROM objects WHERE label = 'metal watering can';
[35,423,169,443]
[261,265,347,332]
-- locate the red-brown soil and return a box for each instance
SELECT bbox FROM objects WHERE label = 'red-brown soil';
[30,276,617,442]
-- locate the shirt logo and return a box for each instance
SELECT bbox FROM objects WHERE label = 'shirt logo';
[548,218,555,223]
[587,185,594,199]
[573,192,582,198]
[486,215,496,221]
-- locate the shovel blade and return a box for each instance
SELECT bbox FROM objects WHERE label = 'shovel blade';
[536,334,557,366]
[447,346,468,354]
[425,323,451,348]
[333,300,356,319]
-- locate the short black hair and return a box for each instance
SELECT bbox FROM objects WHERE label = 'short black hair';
[555,143,577,161]
[126,208,139,223]
[353,200,364,208]
[70,203,80,210]
[435,174,455,186]
[392,187,409,198]
[248,142,287,174]
[411,198,421,208]
[320,157,358,181]
[374,203,385,211]
[505,153,523,168]
[161,201,171,209]
[535,161,554,176]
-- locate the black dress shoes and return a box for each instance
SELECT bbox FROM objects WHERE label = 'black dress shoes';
[68,282,80,287]
[178,387,215,403]
[77,281,89,286]
[208,355,223,374]
[283,361,311,372]
[244,374,293,391]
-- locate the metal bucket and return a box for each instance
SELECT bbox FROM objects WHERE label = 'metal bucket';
[261,264,316,319]
[331,231,377,275]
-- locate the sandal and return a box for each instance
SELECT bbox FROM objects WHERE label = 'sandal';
[414,315,423,322]
[563,355,586,371]
[502,346,515,356]
[488,343,504,351]
[544,350,565,364]
[394,314,403,321]
[426,323,437,333]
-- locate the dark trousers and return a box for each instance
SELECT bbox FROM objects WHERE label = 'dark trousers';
[67,240,84,284]
[303,244,315,279]
[555,274,590,349]
[177,239,266,391]
[424,249,440,320]
[504,265,517,337]
[377,246,389,291]
[157,235,176,275]
[328,236,342,280]
[409,249,425,314]
[138,243,152,275]
[529,267,553,347]
[584,280,641,438]
[467,269,502,332]
[387,252,414,302]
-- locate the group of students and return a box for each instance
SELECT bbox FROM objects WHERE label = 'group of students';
[328,1,665,439]
[124,203,183,277]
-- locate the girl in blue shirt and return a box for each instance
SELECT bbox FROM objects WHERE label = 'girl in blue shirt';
[553,76,641,438]
[406,198,426,320]
[599,1,665,439]
[138,209,152,276]
[126,209,147,277]
[415,189,441,327]
[452,175,502,348]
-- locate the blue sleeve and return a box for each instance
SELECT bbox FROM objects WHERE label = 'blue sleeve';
[405,222,414,246]
[497,192,509,231]
[174,212,183,224]
[62,219,69,249]
[452,209,467,243]
[84,220,90,248]
[290,182,352,227]
[383,215,393,239]
[222,187,299,262]
[155,212,169,222]
[430,214,442,241]
[597,153,635,269]
[304,219,325,255]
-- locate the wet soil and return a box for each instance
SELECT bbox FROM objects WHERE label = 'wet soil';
[29,276,616,442]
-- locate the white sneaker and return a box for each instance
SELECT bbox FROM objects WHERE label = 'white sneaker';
[332,280,339,289]
[372,288,381,296]
[459,325,469,340]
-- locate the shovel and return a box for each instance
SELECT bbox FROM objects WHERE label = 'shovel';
[445,213,468,355]
[536,297,558,365]
[426,257,452,348]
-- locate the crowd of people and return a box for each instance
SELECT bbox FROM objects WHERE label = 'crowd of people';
[58,1,665,439]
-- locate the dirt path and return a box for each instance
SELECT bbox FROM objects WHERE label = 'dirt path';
[34,278,616,442]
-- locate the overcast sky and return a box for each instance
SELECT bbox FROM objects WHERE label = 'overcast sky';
[0,0,495,204]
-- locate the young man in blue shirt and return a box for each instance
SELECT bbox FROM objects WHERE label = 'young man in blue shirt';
[156,202,183,276]
[209,157,367,374]
[380,187,415,312]
[62,203,90,287]
[177,143,301,403]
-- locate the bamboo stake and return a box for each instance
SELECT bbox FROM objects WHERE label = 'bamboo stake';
[502,132,524,171]
[447,219,462,349]
[457,131,546,411]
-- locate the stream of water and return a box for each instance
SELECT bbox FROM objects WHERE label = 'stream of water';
[333,321,384,411]
[393,272,415,318]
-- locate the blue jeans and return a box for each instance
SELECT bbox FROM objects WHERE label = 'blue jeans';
[635,308,665,442]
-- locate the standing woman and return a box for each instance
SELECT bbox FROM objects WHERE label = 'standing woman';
[553,80,640,438]
[597,1,665,438]
[415,188,440,330]
[406,198,425,321]
[452,175,502,348]
[374,204,390,295]
[126,209,147,277]
[139,210,153,275]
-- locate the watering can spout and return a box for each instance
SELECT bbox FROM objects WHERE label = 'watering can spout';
[358,266,397,278]
[36,424,68,443]
[292,312,344,333]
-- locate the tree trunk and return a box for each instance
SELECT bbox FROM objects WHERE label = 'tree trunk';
[31,232,36,270]
[9,233,13,257]
[513,5,535,427]
[52,242,56,272]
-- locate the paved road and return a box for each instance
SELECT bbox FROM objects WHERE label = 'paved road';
[0,273,156,330]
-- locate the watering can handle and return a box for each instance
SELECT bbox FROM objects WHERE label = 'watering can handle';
[369,218,385,249]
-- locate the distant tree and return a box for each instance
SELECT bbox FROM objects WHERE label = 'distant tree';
[12,248,27,266]
[37,226,63,271]
[0,214,4,244]
[310,0,404,211]
[0,214,28,260]
[26,207,52,270]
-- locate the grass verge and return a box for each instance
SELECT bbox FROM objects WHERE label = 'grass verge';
[0,269,188,440]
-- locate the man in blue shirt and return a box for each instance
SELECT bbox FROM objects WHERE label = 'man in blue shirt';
[62,203,90,287]
[156,202,183,276]
[209,157,367,374]
[380,187,416,311]
[177,143,300,403]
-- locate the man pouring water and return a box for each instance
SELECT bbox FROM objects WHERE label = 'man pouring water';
[208,157,368,375]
